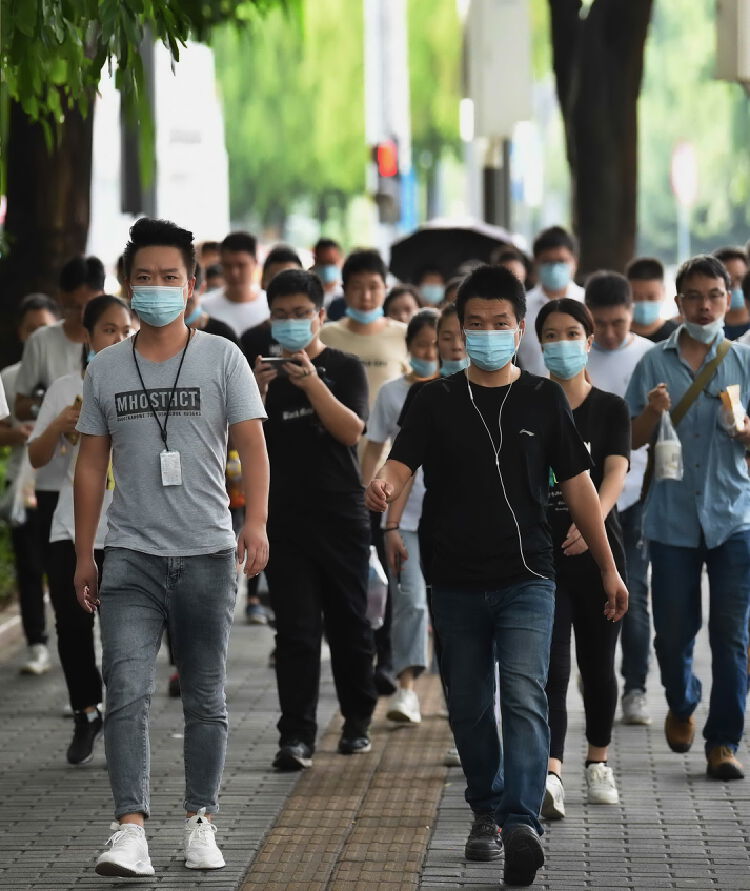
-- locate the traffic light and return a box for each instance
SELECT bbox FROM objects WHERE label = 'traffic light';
[371,139,401,224]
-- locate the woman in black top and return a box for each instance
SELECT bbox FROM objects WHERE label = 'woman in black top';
[536,299,630,821]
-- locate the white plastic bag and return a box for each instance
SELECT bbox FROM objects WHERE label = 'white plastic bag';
[654,411,683,482]
[0,451,36,526]
[366,545,388,630]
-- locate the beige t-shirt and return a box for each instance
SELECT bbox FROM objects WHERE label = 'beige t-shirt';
[319,318,409,408]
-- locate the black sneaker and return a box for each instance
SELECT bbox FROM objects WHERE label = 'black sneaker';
[464,812,503,861]
[503,824,544,887]
[338,733,372,755]
[272,742,313,771]
[67,708,103,765]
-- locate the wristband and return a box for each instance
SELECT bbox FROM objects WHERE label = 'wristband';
[384,525,400,533]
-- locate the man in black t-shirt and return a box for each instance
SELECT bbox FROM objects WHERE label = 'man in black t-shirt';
[254,269,377,771]
[367,266,628,888]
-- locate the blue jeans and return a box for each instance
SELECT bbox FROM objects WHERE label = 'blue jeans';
[431,580,555,836]
[99,547,238,819]
[650,532,750,753]
[619,502,651,693]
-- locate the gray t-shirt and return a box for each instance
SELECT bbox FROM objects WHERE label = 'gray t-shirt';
[76,330,266,556]
[15,321,83,396]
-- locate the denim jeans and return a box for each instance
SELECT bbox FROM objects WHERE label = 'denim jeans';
[99,546,237,819]
[619,502,651,693]
[431,580,555,836]
[650,531,750,752]
[387,530,429,678]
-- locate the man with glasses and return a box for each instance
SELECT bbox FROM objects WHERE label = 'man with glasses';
[626,254,750,781]
[254,269,377,770]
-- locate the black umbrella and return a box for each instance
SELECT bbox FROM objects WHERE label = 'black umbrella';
[389,218,518,283]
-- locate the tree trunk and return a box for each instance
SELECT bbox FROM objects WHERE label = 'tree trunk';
[548,0,653,276]
[0,101,94,364]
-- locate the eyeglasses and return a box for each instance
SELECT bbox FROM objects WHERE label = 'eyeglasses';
[270,308,318,321]
[679,290,727,304]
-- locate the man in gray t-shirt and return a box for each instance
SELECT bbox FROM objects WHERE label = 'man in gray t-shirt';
[74,218,269,879]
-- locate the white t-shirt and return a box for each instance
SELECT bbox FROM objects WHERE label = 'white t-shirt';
[517,282,586,378]
[367,376,426,532]
[14,321,83,397]
[31,371,113,548]
[587,333,654,512]
[0,373,8,421]
[0,362,34,483]
[201,287,270,337]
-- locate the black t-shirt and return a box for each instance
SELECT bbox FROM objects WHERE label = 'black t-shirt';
[547,388,629,578]
[240,321,281,367]
[389,370,593,588]
[203,316,238,344]
[725,321,750,341]
[645,319,678,343]
[263,347,369,514]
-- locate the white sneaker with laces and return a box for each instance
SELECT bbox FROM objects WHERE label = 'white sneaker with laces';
[95,822,155,877]
[541,772,565,819]
[386,688,422,724]
[185,808,225,869]
[20,643,50,675]
[621,690,652,725]
[585,763,619,805]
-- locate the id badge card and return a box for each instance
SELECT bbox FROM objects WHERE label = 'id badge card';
[160,449,182,487]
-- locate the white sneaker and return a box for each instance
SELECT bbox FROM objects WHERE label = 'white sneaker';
[95,823,155,877]
[444,746,462,767]
[20,643,50,675]
[185,808,225,869]
[386,688,422,724]
[541,772,565,819]
[585,763,619,805]
[621,690,652,725]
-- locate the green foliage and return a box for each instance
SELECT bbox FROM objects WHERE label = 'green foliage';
[0,0,296,188]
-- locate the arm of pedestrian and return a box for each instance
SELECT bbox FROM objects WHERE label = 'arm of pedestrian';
[361,439,387,485]
[253,355,278,404]
[230,418,269,577]
[74,433,111,612]
[631,382,670,449]
[559,470,629,622]
[365,459,413,513]
[383,475,415,574]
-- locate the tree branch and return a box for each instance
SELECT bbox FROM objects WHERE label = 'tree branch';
[547,0,584,116]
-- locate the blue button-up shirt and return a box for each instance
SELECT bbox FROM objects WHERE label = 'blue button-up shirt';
[625,327,750,549]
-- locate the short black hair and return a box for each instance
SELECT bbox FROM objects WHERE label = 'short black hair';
[221,231,257,258]
[82,294,131,333]
[676,254,730,293]
[584,270,632,309]
[405,309,438,346]
[535,298,594,340]
[267,268,324,309]
[314,237,342,254]
[455,264,527,325]
[532,225,577,259]
[625,256,664,281]
[263,244,302,273]
[415,265,444,283]
[742,269,750,302]
[123,218,196,279]
[16,292,60,326]
[200,240,221,255]
[59,256,105,292]
[712,245,748,266]
[206,263,223,280]
[341,249,387,288]
[383,284,420,316]
[438,302,459,332]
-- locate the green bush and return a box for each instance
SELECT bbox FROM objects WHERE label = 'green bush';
[0,448,19,610]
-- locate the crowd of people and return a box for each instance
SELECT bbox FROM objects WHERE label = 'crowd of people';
[1,218,749,887]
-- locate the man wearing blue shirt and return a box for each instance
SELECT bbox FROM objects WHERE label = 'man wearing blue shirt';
[626,254,750,781]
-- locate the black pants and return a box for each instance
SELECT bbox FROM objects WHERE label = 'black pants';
[546,564,621,762]
[266,509,377,748]
[46,539,104,711]
[10,503,47,646]
[370,511,392,673]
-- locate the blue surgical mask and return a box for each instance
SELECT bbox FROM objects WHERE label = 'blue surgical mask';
[319,264,340,285]
[539,262,572,292]
[346,305,384,324]
[543,339,588,379]
[184,303,203,326]
[731,287,745,310]
[87,348,97,362]
[131,286,186,327]
[683,318,725,345]
[271,318,314,352]
[420,283,445,305]
[464,329,518,371]
[409,356,438,378]
[440,357,470,377]
[632,300,662,325]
